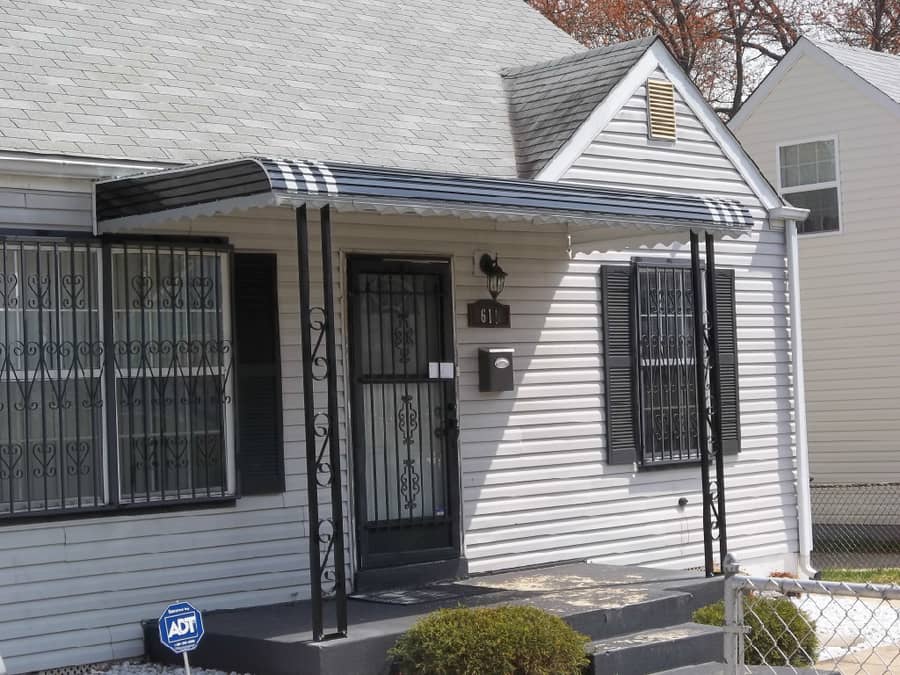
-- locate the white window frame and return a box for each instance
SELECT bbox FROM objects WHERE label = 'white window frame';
[775,135,843,237]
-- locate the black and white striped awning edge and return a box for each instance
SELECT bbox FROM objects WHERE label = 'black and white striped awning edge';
[94,156,755,232]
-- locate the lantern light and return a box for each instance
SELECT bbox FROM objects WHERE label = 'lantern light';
[479,253,507,301]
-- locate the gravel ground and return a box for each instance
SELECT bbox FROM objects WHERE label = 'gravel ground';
[85,661,252,675]
[793,594,900,663]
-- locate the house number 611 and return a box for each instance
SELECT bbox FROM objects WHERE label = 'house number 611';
[467,299,510,328]
[481,305,499,324]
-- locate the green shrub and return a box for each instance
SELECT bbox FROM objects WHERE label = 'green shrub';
[388,605,590,675]
[693,596,819,667]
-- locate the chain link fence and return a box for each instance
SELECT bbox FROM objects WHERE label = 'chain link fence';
[722,570,900,674]
[812,483,900,572]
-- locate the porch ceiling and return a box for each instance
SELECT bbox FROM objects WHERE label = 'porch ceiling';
[94,157,754,238]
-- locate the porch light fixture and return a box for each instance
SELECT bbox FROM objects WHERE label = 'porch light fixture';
[479,253,507,300]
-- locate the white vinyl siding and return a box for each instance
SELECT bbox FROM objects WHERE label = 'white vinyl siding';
[559,69,767,220]
[552,68,797,568]
[0,187,93,231]
[734,53,900,483]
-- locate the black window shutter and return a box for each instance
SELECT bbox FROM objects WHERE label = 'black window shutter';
[234,253,285,494]
[714,268,741,455]
[601,266,639,465]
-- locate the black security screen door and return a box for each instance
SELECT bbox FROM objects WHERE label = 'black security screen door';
[348,257,459,570]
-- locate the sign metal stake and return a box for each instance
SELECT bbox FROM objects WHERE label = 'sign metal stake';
[182,652,192,675]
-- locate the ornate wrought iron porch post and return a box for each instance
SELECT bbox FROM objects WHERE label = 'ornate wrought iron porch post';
[690,230,715,577]
[704,232,729,572]
[691,230,730,577]
[296,203,348,641]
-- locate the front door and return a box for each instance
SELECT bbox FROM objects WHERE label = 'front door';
[348,256,460,570]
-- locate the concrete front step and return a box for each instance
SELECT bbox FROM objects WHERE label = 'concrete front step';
[144,562,726,675]
[589,621,723,675]
[650,662,724,674]
[552,586,703,641]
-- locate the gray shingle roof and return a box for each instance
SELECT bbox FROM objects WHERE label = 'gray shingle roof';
[0,0,583,176]
[811,39,900,105]
[502,37,656,178]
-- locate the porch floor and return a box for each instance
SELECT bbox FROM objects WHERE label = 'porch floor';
[144,562,724,675]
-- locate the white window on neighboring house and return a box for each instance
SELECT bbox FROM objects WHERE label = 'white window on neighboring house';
[777,138,841,234]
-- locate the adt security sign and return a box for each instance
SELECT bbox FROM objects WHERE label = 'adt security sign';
[158,601,205,655]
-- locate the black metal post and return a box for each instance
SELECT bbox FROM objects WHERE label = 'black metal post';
[296,204,324,640]
[690,231,715,577]
[101,242,120,506]
[704,232,729,570]
[320,204,348,636]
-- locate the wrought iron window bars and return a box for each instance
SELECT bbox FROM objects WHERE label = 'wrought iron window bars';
[635,263,701,466]
[0,235,235,518]
[0,238,104,514]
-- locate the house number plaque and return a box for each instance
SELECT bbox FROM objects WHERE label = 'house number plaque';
[467,299,511,328]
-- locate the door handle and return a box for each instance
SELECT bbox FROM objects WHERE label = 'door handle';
[444,404,459,443]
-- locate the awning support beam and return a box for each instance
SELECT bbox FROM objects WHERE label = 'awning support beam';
[704,231,729,574]
[296,203,348,641]
[691,230,729,577]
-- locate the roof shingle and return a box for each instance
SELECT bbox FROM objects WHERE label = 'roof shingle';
[811,39,900,105]
[502,37,655,178]
[0,0,582,176]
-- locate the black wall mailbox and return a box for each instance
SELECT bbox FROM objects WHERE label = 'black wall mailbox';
[478,348,515,392]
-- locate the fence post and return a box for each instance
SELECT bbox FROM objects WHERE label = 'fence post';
[723,553,743,675]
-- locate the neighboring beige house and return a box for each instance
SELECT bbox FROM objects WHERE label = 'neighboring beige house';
[731,38,900,486]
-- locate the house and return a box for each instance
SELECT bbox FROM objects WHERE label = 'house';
[730,38,900,540]
[0,1,809,672]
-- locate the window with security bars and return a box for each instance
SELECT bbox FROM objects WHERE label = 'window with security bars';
[0,240,105,514]
[110,243,234,504]
[0,236,257,518]
[635,266,700,464]
[601,262,741,468]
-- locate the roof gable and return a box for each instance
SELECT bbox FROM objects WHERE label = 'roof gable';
[0,0,581,176]
[502,37,655,178]
[812,40,900,104]
[730,37,900,131]
[534,40,790,214]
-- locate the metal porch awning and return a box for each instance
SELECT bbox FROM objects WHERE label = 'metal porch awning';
[94,157,754,238]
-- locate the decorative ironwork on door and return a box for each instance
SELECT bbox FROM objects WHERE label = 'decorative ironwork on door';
[349,258,460,571]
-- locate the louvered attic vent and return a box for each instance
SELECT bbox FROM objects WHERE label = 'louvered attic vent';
[647,79,676,140]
